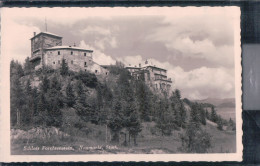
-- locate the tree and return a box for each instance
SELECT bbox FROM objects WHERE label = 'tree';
[199,105,206,125]
[66,82,75,107]
[136,81,150,121]
[217,116,223,130]
[40,75,50,93]
[210,106,218,123]
[96,83,103,110]
[179,103,212,153]
[35,92,48,126]
[205,109,210,119]
[107,97,124,143]
[190,103,201,128]
[10,75,25,127]
[127,110,142,145]
[179,100,187,128]
[180,124,212,153]
[23,79,34,125]
[156,98,174,136]
[24,57,33,75]
[60,58,68,76]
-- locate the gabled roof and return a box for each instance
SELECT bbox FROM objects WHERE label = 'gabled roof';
[125,66,141,69]
[44,46,93,52]
[144,65,167,72]
[30,32,62,40]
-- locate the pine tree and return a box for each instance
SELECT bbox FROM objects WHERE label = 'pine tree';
[175,89,181,100]
[210,106,218,123]
[66,82,75,107]
[179,103,212,153]
[217,115,223,130]
[190,103,201,128]
[24,79,34,125]
[128,110,142,145]
[108,97,124,143]
[40,75,50,93]
[199,105,206,125]
[24,57,33,75]
[35,92,47,126]
[205,109,210,119]
[136,81,150,121]
[156,98,174,136]
[96,83,103,110]
[10,75,25,127]
[179,101,187,128]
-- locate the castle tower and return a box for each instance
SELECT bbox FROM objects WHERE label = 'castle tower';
[30,32,62,68]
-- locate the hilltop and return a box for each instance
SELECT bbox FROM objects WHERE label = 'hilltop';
[10,58,236,154]
[194,98,235,108]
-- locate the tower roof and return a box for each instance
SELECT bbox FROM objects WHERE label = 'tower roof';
[30,32,62,40]
[44,45,93,52]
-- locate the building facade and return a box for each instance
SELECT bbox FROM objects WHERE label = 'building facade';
[29,32,108,75]
[126,60,173,95]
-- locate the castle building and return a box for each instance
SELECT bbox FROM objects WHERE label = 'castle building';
[126,60,173,95]
[29,31,108,75]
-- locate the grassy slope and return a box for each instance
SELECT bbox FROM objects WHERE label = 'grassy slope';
[12,115,236,154]
[12,71,236,155]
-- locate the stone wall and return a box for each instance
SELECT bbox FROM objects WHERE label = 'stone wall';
[43,49,108,75]
[31,34,62,58]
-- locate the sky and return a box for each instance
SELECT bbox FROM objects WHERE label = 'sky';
[1,7,240,100]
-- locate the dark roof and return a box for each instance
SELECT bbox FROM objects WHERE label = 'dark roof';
[30,32,62,40]
[145,65,167,71]
[125,66,141,69]
[44,46,93,52]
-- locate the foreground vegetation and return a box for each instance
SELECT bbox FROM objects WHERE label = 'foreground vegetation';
[10,58,236,154]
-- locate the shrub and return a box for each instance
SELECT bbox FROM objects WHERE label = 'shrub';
[75,71,98,88]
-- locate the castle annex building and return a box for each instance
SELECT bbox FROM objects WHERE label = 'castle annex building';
[29,31,108,75]
[126,60,173,95]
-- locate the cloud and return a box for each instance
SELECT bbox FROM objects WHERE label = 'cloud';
[145,7,239,68]
[168,66,234,100]
[94,37,118,50]
[80,26,111,36]
[121,55,234,100]
[2,18,41,63]
[79,40,116,65]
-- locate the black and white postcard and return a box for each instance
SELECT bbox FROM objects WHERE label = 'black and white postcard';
[0,7,242,162]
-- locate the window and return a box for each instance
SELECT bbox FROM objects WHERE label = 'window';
[53,61,55,64]
[84,53,87,56]
[71,60,73,64]
[58,51,60,55]
[58,60,60,64]
[106,72,108,75]
[84,62,87,66]
[71,51,73,55]
[85,69,87,72]
[95,70,98,73]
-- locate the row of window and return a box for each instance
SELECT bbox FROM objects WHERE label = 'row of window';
[55,51,87,56]
[53,60,74,65]
[53,60,89,66]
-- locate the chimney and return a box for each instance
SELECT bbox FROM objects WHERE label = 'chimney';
[33,32,36,36]
[139,63,141,68]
